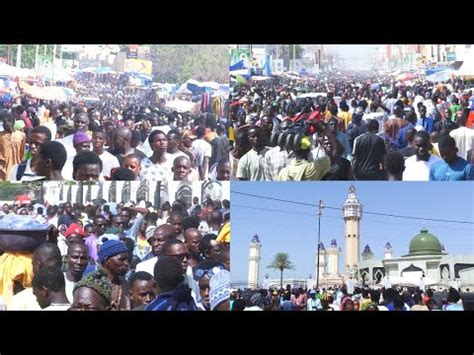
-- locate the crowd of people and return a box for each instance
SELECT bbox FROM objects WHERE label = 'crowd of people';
[0,194,231,310]
[231,283,469,311]
[0,75,231,183]
[228,72,474,181]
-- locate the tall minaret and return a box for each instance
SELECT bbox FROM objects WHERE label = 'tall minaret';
[384,242,393,259]
[248,234,262,289]
[343,184,362,276]
[327,239,340,275]
[315,242,327,282]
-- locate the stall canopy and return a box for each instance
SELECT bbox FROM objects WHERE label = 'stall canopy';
[175,79,225,95]
[426,69,455,83]
[456,57,474,79]
[14,195,32,206]
[20,82,74,102]
[0,64,37,78]
[165,99,201,114]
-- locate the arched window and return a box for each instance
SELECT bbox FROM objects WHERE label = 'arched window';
[76,182,84,205]
[176,183,193,206]
[122,181,131,203]
[137,180,149,202]
[201,180,222,202]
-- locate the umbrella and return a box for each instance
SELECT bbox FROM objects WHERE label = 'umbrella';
[14,195,32,206]
[93,67,113,74]
[396,73,417,81]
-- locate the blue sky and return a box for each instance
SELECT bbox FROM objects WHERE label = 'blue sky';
[231,182,474,283]
[327,45,384,70]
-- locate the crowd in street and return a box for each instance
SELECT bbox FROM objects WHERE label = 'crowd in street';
[229,72,474,181]
[0,194,231,310]
[231,283,469,311]
[0,75,231,183]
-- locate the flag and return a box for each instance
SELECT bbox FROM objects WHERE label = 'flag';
[229,60,245,71]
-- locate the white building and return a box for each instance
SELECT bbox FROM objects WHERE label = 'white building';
[359,228,474,291]
[41,180,230,208]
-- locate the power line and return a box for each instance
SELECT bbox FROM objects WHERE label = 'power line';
[233,204,474,231]
[231,191,474,225]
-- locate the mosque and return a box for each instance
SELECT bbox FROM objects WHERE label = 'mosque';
[247,185,474,291]
[39,180,229,208]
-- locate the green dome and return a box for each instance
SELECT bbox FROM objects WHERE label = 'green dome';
[408,228,443,256]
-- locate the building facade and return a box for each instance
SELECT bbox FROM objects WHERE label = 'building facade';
[41,180,230,208]
[359,228,474,291]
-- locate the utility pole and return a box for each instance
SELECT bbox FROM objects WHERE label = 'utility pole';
[35,44,39,72]
[316,199,325,290]
[16,44,22,67]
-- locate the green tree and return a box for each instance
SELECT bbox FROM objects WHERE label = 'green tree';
[267,252,295,290]
[0,45,61,68]
[151,45,228,84]
[0,183,37,201]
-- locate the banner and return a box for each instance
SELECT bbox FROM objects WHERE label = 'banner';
[36,54,54,75]
[123,59,153,75]
[230,48,251,66]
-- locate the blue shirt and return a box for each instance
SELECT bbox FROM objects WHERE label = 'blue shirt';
[397,123,415,149]
[337,132,352,160]
[429,157,474,181]
[416,116,434,134]
[145,286,200,311]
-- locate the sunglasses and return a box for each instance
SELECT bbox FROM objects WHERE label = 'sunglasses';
[168,253,191,261]
[194,265,225,280]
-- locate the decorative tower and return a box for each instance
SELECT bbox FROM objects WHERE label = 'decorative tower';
[315,242,327,283]
[362,244,374,261]
[343,184,362,277]
[327,239,340,275]
[384,242,393,259]
[248,234,262,289]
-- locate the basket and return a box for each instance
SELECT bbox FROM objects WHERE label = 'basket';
[0,228,50,252]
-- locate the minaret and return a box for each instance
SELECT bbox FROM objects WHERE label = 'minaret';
[343,184,362,276]
[384,242,393,259]
[362,244,374,261]
[248,234,262,289]
[315,242,327,283]
[327,239,340,275]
